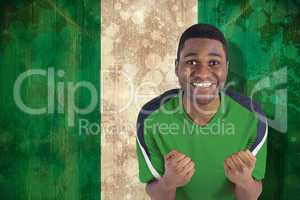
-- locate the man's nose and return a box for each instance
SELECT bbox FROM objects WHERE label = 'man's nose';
[192,63,211,77]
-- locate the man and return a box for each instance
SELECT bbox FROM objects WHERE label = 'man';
[136,24,268,200]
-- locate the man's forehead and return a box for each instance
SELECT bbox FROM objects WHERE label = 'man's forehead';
[183,38,224,49]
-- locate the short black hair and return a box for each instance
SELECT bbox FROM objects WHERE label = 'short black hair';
[176,23,228,61]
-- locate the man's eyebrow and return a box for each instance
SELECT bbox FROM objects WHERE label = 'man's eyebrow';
[208,52,222,57]
[183,52,198,58]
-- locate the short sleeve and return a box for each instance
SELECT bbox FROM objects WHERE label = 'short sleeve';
[250,121,268,181]
[252,133,267,180]
[136,119,164,183]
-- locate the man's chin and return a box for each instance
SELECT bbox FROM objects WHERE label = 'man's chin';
[182,86,219,105]
[194,95,216,105]
[189,91,219,105]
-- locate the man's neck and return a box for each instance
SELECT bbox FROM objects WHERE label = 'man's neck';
[182,93,220,126]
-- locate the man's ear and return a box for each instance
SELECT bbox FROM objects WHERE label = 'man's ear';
[175,59,179,77]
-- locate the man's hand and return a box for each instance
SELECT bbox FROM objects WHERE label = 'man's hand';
[161,150,195,190]
[224,149,256,188]
[145,150,195,200]
[224,150,263,200]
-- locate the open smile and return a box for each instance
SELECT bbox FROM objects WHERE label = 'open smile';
[190,81,217,88]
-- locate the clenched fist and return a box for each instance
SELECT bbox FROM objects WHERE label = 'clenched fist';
[224,149,256,187]
[161,150,195,190]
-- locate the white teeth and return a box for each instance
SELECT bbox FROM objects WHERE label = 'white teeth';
[192,82,212,88]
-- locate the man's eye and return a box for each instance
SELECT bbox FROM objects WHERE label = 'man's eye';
[186,60,197,65]
[208,60,220,66]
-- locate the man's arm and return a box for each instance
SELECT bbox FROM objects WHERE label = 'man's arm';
[234,178,262,200]
[145,150,195,200]
[145,178,176,200]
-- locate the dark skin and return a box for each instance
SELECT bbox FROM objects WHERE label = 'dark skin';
[175,38,228,125]
[146,38,262,200]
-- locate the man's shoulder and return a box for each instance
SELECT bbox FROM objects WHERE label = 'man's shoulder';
[137,88,180,123]
[225,89,266,118]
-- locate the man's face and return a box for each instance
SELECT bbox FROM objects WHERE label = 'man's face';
[175,38,228,105]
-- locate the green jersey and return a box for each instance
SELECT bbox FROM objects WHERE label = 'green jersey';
[136,88,268,200]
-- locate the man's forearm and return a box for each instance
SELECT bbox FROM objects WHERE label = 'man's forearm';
[146,178,176,200]
[234,178,262,200]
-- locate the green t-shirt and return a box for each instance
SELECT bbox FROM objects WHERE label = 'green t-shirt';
[136,88,268,200]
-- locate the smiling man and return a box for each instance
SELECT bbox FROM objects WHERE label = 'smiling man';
[136,24,268,200]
